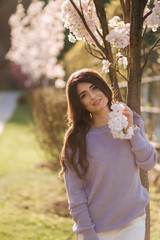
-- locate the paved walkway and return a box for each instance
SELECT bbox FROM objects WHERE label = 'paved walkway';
[0,91,20,134]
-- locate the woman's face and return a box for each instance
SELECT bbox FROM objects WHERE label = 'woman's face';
[77,82,109,113]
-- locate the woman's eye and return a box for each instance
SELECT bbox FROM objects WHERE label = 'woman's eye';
[92,85,98,90]
[81,93,86,99]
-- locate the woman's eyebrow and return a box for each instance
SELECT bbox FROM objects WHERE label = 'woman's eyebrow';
[79,84,95,96]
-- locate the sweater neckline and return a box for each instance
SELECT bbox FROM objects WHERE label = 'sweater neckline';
[90,122,110,133]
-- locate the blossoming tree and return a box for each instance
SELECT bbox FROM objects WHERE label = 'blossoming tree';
[6,0,65,87]
[61,0,160,239]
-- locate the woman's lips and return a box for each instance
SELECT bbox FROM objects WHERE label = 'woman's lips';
[93,98,101,106]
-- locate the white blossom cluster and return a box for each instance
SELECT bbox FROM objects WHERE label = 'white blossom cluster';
[55,79,66,88]
[6,0,65,87]
[144,0,160,32]
[61,0,102,45]
[116,52,128,69]
[108,103,134,139]
[102,52,128,73]
[105,16,130,49]
[102,16,129,73]
[102,60,111,73]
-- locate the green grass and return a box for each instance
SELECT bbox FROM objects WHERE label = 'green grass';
[0,100,159,240]
[0,102,74,240]
[150,180,160,240]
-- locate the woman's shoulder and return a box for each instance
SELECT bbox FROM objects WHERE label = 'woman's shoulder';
[132,110,144,127]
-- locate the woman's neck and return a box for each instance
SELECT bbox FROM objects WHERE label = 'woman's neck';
[91,106,111,128]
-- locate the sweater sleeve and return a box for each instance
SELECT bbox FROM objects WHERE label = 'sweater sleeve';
[64,153,98,240]
[129,115,157,171]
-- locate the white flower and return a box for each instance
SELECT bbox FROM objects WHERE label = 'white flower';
[127,126,134,135]
[121,57,128,69]
[61,0,102,45]
[55,79,66,88]
[108,16,121,28]
[111,103,125,112]
[6,0,65,85]
[143,0,160,32]
[108,103,134,139]
[116,52,128,69]
[102,59,111,73]
[68,33,76,43]
[106,18,130,49]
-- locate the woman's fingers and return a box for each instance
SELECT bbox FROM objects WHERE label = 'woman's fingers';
[119,102,134,128]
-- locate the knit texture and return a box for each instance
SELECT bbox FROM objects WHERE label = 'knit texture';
[64,112,157,240]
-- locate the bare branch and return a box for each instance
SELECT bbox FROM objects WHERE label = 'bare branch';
[142,25,147,38]
[124,0,130,23]
[69,0,105,54]
[79,0,84,16]
[96,27,103,40]
[93,0,113,59]
[85,44,104,60]
[113,57,128,82]
[85,42,106,59]
[120,0,125,15]
[116,69,129,82]
[141,37,160,73]
[143,9,152,22]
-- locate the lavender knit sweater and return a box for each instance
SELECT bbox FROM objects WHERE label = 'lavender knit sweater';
[64,112,157,240]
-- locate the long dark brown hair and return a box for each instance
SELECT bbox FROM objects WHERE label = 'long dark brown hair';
[59,68,113,178]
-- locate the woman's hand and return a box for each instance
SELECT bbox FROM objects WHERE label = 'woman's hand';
[120,102,134,129]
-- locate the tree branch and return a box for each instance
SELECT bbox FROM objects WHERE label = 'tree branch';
[69,0,105,54]
[120,0,125,15]
[93,0,113,59]
[143,9,152,22]
[79,0,84,17]
[85,43,105,60]
[142,25,147,39]
[141,37,160,73]
[96,27,103,40]
[116,69,129,81]
[124,0,130,23]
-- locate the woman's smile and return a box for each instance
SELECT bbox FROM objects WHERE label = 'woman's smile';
[92,98,102,106]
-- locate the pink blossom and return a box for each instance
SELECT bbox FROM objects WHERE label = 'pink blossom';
[61,0,102,45]
[102,60,111,73]
[144,0,160,32]
[6,0,65,85]
[106,16,130,49]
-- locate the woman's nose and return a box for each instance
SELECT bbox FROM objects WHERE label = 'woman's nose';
[89,91,96,99]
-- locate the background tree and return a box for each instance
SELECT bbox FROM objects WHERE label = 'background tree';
[61,0,160,239]
[6,0,65,87]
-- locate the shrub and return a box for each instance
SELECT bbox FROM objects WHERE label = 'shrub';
[29,86,67,171]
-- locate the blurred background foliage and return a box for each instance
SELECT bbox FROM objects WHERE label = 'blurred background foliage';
[29,87,67,170]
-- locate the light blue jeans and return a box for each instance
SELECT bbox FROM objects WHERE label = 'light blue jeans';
[77,214,146,240]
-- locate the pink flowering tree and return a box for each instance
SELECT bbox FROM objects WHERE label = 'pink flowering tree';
[61,0,160,239]
[6,0,65,88]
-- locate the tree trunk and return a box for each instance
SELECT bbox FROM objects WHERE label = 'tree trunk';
[128,1,150,240]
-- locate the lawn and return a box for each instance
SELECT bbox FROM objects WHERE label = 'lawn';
[0,99,159,240]
[0,101,74,240]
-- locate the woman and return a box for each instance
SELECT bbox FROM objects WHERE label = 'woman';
[59,68,157,240]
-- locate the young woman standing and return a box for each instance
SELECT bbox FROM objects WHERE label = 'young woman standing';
[59,68,157,240]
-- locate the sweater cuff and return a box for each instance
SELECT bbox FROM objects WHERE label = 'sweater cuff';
[130,125,145,145]
[83,228,99,240]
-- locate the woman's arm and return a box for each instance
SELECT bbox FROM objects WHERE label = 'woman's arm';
[64,160,99,240]
[130,116,157,171]
[120,103,157,171]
